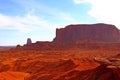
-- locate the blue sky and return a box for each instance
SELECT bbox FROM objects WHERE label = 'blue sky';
[0,0,120,46]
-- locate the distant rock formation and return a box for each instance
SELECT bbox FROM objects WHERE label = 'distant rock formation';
[15,23,120,50]
[16,44,21,48]
[53,23,120,43]
[26,38,32,45]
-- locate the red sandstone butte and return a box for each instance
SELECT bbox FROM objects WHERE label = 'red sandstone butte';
[53,23,120,43]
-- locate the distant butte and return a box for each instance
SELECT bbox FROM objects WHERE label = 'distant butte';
[53,23,120,43]
[26,38,32,45]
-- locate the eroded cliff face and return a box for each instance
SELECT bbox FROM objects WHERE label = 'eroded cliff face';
[53,23,120,43]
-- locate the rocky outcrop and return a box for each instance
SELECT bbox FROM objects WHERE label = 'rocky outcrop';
[53,57,120,80]
[26,38,32,45]
[93,57,120,79]
[53,23,120,43]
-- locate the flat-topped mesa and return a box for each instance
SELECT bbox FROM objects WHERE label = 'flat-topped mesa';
[53,23,120,43]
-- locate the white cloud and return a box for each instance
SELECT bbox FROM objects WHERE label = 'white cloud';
[73,0,120,29]
[11,0,78,27]
[0,0,78,32]
[0,13,58,32]
[59,12,78,23]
